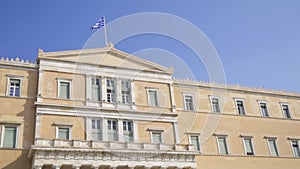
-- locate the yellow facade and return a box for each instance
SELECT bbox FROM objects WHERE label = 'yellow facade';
[0,47,300,169]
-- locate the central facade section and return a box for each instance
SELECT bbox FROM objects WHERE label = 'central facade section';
[31,47,198,169]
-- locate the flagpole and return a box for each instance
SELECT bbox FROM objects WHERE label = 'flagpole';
[103,15,108,46]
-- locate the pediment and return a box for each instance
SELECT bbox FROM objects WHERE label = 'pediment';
[38,46,173,74]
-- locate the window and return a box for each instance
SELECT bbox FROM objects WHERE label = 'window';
[58,127,70,140]
[235,99,245,115]
[1,125,18,148]
[243,137,255,155]
[151,132,162,143]
[147,89,158,107]
[291,140,300,157]
[92,119,102,140]
[8,78,21,97]
[123,120,133,142]
[184,95,194,111]
[91,77,101,101]
[121,80,131,104]
[107,119,118,141]
[281,104,291,119]
[106,79,115,103]
[189,135,200,151]
[267,139,279,156]
[58,80,71,99]
[210,97,221,113]
[217,136,229,155]
[259,102,269,117]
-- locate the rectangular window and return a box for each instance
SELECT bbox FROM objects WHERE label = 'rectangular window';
[217,136,229,155]
[243,137,255,155]
[184,95,194,111]
[9,78,21,97]
[291,140,300,157]
[92,119,102,140]
[121,80,131,104]
[267,139,279,156]
[236,100,246,115]
[107,119,118,141]
[106,79,115,103]
[259,102,269,117]
[210,97,221,113]
[189,135,200,151]
[58,127,70,140]
[91,78,101,101]
[281,104,291,119]
[148,89,158,107]
[151,132,162,143]
[123,120,133,142]
[59,80,71,99]
[2,126,17,148]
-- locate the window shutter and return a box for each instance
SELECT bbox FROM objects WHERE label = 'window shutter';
[218,137,227,154]
[3,127,17,148]
[60,82,70,99]
[269,140,278,156]
[152,133,162,143]
[191,136,200,151]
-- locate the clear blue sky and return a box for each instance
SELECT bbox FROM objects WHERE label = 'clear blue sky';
[1,1,300,92]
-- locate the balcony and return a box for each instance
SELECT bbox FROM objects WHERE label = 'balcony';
[30,138,198,169]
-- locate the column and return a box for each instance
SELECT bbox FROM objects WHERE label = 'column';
[52,165,61,169]
[173,122,180,144]
[73,165,81,169]
[86,75,91,102]
[32,165,43,169]
[101,76,107,102]
[102,118,108,141]
[130,80,136,109]
[37,70,43,102]
[91,166,99,169]
[118,119,124,142]
[35,113,42,138]
[133,121,138,142]
[85,117,92,140]
[116,78,122,104]
[169,83,176,113]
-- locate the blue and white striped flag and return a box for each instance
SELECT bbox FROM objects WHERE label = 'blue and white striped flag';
[91,17,105,30]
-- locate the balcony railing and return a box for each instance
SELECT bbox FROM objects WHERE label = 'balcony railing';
[34,138,196,152]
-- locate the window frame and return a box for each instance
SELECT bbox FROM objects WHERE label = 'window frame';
[149,129,163,144]
[54,123,73,140]
[147,88,159,107]
[6,75,23,97]
[121,79,131,104]
[91,118,102,141]
[280,103,292,119]
[234,98,246,115]
[107,119,118,141]
[106,78,116,103]
[216,135,229,155]
[57,79,72,100]
[91,77,101,101]
[188,133,200,151]
[242,136,255,156]
[183,94,195,111]
[266,138,279,157]
[290,139,300,157]
[258,100,269,117]
[123,120,133,142]
[210,96,221,113]
[0,123,20,148]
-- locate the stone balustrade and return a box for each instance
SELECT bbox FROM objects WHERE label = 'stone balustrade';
[34,138,196,152]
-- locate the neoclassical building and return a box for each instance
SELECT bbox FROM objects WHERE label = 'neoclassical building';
[0,45,300,169]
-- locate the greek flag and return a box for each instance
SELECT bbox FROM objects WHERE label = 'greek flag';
[91,17,105,30]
